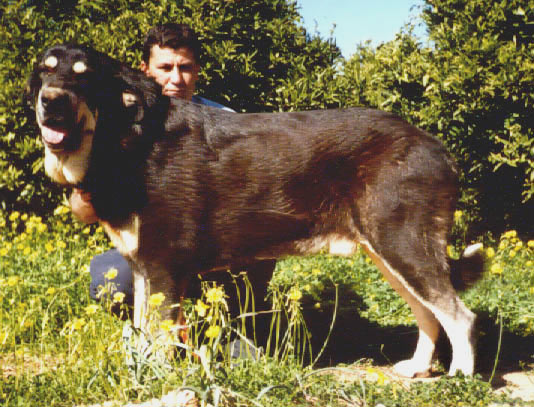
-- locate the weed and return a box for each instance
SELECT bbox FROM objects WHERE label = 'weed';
[1,208,531,406]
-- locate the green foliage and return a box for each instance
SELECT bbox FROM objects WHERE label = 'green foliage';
[0,0,339,215]
[3,0,533,234]
[2,209,530,405]
[420,0,534,232]
[338,0,534,235]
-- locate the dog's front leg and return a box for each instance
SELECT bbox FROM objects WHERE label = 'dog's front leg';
[132,265,149,330]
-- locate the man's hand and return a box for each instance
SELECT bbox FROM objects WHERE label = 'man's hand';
[69,188,99,224]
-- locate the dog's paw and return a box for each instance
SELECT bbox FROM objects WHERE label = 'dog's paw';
[447,361,474,377]
[393,359,431,378]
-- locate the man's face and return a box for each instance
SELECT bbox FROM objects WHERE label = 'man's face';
[140,45,199,100]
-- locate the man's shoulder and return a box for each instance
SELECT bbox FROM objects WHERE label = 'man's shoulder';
[192,95,235,112]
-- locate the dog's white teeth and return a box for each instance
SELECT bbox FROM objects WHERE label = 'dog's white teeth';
[42,126,66,145]
[72,61,87,74]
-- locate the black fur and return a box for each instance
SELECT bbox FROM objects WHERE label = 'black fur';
[28,44,485,376]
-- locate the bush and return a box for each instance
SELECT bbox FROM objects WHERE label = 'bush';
[0,0,339,215]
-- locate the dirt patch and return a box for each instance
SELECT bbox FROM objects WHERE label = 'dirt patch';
[0,352,60,379]
[494,371,534,402]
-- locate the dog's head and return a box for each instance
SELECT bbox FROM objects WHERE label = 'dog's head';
[27,43,161,185]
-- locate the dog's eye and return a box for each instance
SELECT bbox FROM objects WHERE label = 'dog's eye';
[72,61,88,74]
[43,55,58,71]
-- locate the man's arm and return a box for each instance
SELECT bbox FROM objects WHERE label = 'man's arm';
[69,188,99,224]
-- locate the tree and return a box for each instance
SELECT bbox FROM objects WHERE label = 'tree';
[420,0,534,233]
[0,0,339,215]
[339,1,534,235]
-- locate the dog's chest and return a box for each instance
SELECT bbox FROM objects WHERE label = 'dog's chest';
[100,214,140,260]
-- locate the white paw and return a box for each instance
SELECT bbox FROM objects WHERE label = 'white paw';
[393,359,431,378]
[448,361,474,376]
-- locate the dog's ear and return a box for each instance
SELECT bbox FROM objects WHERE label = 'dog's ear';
[120,88,147,150]
[117,64,162,109]
[122,90,144,122]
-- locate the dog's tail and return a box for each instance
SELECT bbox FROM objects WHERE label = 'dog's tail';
[450,243,486,291]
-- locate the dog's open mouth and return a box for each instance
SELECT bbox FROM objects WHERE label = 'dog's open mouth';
[41,124,68,146]
[40,116,86,152]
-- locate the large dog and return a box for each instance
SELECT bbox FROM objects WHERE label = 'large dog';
[27,43,484,378]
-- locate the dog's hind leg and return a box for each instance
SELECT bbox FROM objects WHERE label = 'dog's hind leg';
[361,242,440,377]
[360,241,476,377]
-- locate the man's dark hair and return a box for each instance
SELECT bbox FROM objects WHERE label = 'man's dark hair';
[142,23,201,64]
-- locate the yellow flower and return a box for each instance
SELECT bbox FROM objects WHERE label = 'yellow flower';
[503,230,517,239]
[46,287,56,296]
[312,268,321,275]
[9,211,20,221]
[206,286,224,304]
[454,210,463,222]
[82,227,91,234]
[509,250,516,258]
[288,287,302,302]
[490,263,503,275]
[21,214,28,221]
[447,245,454,257]
[54,205,70,216]
[205,325,220,339]
[528,240,534,249]
[526,260,533,268]
[195,299,209,317]
[104,267,118,280]
[72,318,86,330]
[160,319,175,332]
[149,292,166,307]
[486,247,495,258]
[366,367,389,385]
[85,304,100,315]
[23,320,34,329]
[0,247,8,257]
[515,241,523,249]
[23,247,31,256]
[113,292,125,304]
[45,242,54,253]
[499,241,507,250]
[7,276,19,287]
[57,241,67,249]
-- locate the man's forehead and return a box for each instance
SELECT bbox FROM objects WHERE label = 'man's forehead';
[149,45,197,65]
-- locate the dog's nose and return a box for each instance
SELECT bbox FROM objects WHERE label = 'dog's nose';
[40,88,71,113]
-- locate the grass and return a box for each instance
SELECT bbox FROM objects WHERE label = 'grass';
[1,206,533,406]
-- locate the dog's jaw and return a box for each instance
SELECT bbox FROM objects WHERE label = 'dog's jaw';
[40,104,96,185]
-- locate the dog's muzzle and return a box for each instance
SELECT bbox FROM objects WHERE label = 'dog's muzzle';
[37,86,86,152]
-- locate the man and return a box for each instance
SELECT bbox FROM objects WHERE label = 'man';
[71,24,275,324]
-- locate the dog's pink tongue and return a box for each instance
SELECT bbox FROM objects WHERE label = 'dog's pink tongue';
[42,126,66,145]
